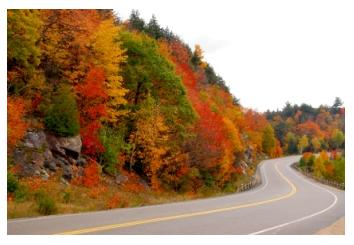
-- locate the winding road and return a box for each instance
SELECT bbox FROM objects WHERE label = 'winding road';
[7,156,345,235]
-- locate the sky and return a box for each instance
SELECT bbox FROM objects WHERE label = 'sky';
[113,0,353,112]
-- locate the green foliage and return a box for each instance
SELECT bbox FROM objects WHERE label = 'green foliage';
[333,157,345,183]
[330,129,345,149]
[7,172,19,193]
[7,10,43,95]
[44,85,80,137]
[299,153,315,171]
[120,30,196,142]
[262,124,276,156]
[62,191,71,204]
[99,126,129,175]
[200,170,216,188]
[297,135,309,154]
[7,172,28,202]
[35,191,57,215]
[285,132,298,154]
[223,181,237,193]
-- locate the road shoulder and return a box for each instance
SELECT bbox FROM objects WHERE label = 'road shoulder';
[316,217,345,235]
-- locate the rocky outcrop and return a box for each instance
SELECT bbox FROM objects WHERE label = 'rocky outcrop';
[46,134,81,159]
[12,129,85,181]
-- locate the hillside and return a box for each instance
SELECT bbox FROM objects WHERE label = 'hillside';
[7,9,344,218]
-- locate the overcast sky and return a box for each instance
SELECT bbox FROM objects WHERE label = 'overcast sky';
[114,0,352,112]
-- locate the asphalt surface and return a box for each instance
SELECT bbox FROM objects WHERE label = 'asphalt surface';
[7,156,345,235]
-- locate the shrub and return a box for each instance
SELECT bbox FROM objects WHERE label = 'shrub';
[83,159,100,188]
[99,126,128,176]
[7,172,19,193]
[14,186,28,203]
[62,191,71,203]
[7,173,28,202]
[35,191,57,215]
[299,152,315,171]
[44,85,80,137]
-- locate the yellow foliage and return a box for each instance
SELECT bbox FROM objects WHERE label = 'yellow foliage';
[89,19,128,123]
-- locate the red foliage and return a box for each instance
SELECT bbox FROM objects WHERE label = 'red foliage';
[76,67,107,157]
[81,121,105,156]
[76,68,108,99]
[31,92,42,112]
[8,96,28,151]
[83,159,100,188]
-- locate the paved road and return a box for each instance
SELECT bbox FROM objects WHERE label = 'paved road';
[7,156,345,235]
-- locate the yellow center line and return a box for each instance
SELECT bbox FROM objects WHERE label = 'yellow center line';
[56,162,297,235]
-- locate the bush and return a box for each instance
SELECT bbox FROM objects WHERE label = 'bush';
[35,191,57,215]
[7,172,19,193]
[44,85,80,137]
[223,182,237,193]
[334,157,345,183]
[299,152,315,171]
[7,173,28,202]
[99,126,128,176]
[62,191,71,203]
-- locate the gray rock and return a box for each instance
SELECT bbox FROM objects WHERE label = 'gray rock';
[77,157,87,166]
[17,162,42,178]
[23,131,47,149]
[62,165,73,180]
[31,152,45,167]
[44,160,57,171]
[46,134,82,159]
[40,169,49,180]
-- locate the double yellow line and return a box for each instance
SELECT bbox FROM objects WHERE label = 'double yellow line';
[57,163,297,235]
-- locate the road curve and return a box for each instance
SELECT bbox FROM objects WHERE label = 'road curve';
[7,156,345,235]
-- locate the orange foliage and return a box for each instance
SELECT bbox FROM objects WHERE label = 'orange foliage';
[8,96,28,151]
[22,177,47,191]
[297,120,324,138]
[82,159,100,188]
[120,170,146,193]
[302,152,314,161]
[88,185,108,199]
[271,139,283,158]
[325,162,334,176]
[106,193,121,209]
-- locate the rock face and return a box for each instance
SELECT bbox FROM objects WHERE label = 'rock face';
[11,130,84,181]
[46,134,82,159]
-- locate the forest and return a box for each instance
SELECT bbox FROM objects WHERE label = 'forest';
[7,9,345,217]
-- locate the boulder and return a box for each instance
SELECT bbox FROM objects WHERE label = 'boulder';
[12,130,82,181]
[76,157,87,166]
[46,134,82,159]
[23,131,47,149]
[44,160,57,171]
[62,165,73,180]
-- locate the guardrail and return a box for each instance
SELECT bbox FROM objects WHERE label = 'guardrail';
[236,164,262,193]
[292,162,345,190]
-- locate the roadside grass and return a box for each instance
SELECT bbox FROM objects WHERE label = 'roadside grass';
[7,171,255,219]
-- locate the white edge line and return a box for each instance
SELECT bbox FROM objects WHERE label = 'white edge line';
[249,161,339,235]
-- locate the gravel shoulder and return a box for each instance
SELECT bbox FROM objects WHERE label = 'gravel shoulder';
[316,217,345,235]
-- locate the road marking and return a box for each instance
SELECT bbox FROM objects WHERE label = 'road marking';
[249,164,338,235]
[56,162,296,235]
